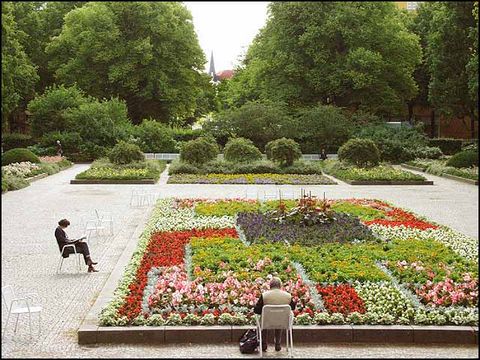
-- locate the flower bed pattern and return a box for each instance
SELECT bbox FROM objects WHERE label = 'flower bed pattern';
[100,198,478,327]
[167,173,336,185]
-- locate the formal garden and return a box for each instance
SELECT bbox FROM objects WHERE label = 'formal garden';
[2,1,479,357]
[99,196,478,327]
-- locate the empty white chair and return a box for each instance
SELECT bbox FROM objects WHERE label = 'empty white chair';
[95,209,113,235]
[256,305,294,357]
[2,285,42,339]
[57,244,82,274]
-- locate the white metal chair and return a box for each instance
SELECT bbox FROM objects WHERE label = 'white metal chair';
[256,305,294,357]
[95,209,113,235]
[2,285,42,339]
[57,244,82,274]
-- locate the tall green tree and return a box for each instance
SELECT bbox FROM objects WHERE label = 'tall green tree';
[12,1,86,92]
[1,2,39,131]
[46,2,209,124]
[426,2,478,138]
[226,2,421,116]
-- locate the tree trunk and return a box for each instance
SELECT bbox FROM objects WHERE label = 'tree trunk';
[430,109,435,138]
[470,111,477,139]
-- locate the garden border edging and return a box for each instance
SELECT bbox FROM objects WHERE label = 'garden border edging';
[71,179,157,184]
[401,164,478,185]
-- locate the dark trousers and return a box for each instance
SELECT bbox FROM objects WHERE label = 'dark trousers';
[61,242,91,265]
[261,329,282,350]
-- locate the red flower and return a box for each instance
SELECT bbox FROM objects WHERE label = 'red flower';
[317,284,366,315]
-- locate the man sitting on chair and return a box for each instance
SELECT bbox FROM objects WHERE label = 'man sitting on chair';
[253,277,296,352]
[55,219,98,272]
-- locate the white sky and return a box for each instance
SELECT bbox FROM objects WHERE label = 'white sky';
[183,1,270,72]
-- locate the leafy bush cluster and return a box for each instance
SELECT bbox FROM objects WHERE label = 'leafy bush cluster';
[108,141,145,165]
[407,159,478,181]
[446,150,478,168]
[338,139,380,168]
[428,138,463,155]
[2,148,40,166]
[223,137,262,163]
[180,137,219,165]
[265,138,302,167]
[2,133,35,151]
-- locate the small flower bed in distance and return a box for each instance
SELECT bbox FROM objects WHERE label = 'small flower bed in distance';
[99,198,478,327]
[167,173,336,185]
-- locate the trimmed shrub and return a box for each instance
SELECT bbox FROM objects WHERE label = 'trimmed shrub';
[180,137,219,165]
[2,148,40,166]
[133,119,176,153]
[224,137,262,163]
[377,140,415,164]
[2,133,34,151]
[338,139,380,168]
[202,159,234,174]
[282,161,323,175]
[412,146,443,160]
[108,141,145,165]
[428,138,463,155]
[446,150,478,168]
[265,138,302,167]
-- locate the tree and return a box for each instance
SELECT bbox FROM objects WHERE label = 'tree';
[1,2,38,131]
[27,84,90,137]
[426,2,478,138]
[46,2,209,124]
[225,2,421,116]
[12,1,86,93]
[203,101,294,149]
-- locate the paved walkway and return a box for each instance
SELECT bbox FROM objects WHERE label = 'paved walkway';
[1,164,478,358]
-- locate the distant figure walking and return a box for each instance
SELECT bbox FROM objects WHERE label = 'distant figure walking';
[56,140,63,157]
[55,219,98,272]
[320,148,328,160]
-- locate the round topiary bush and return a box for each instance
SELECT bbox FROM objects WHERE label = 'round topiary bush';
[180,137,219,165]
[1,148,40,166]
[446,150,478,168]
[108,141,145,165]
[265,138,302,167]
[338,138,380,168]
[223,137,263,163]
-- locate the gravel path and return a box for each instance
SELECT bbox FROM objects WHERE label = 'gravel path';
[1,164,478,358]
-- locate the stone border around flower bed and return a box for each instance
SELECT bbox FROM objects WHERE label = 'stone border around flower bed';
[77,199,477,346]
[78,324,478,345]
[401,164,478,186]
[70,179,157,184]
[26,173,49,183]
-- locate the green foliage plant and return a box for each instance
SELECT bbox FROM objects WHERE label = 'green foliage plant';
[338,139,380,168]
[2,148,40,166]
[108,141,145,165]
[2,133,34,151]
[180,137,219,165]
[331,201,386,221]
[265,138,302,167]
[446,150,478,168]
[223,137,262,163]
[428,138,463,155]
[133,119,176,153]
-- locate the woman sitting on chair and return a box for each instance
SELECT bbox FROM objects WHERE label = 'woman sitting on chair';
[55,219,98,272]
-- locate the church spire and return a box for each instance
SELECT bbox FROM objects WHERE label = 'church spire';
[208,51,218,81]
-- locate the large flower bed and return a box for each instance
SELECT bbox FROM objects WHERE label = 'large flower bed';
[100,198,478,327]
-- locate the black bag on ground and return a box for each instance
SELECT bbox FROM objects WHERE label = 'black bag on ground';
[239,328,259,354]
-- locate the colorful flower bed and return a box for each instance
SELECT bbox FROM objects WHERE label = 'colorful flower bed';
[167,173,336,185]
[323,160,427,182]
[99,198,478,327]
